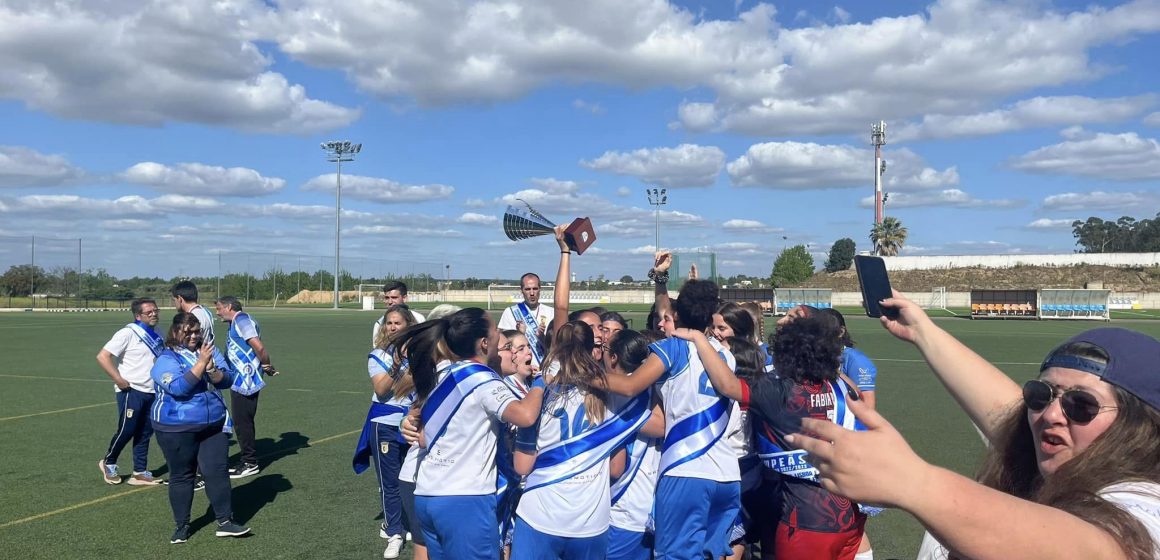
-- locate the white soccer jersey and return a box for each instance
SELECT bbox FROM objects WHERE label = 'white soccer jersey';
[651,337,740,482]
[367,348,413,426]
[102,326,158,393]
[190,304,215,345]
[517,387,626,538]
[414,361,518,497]
[610,435,661,532]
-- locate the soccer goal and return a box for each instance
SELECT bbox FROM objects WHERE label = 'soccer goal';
[487,285,557,310]
[357,284,384,310]
[925,287,948,311]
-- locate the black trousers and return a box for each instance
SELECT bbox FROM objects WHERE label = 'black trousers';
[230,390,260,465]
[155,426,233,526]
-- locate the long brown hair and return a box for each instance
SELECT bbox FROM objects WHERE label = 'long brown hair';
[375,305,418,350]
[543,321,608,425]
[976,343,1160,560]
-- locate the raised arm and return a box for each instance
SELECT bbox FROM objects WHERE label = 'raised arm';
[652,251,673,326]
[879,291,1020,440]
[553,225,571,333]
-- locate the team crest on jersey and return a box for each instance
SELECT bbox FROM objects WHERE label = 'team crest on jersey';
[162,374,173,385]
[380,442,390,454]
[126,409,134,418]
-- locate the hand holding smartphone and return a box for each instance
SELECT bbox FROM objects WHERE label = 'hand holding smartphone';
[854,255,899,319]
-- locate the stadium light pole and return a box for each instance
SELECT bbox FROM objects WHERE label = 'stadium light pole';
[871,121,887,226]
[321,140,362,309]
[645,188,668,251]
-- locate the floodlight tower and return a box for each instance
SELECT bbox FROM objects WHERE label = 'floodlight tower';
[320,140,362,309]
[871,121,887,225]
[645,188,668,251]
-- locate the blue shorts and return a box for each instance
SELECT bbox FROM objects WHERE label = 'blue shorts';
[415,495,497,560]
[510,517,608,560]
[607,525,652,560]
[653,476,740,560]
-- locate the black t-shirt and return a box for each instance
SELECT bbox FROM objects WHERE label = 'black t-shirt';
[740,376,864,533]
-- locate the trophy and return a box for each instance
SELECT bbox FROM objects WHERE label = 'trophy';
[503,199,596,255]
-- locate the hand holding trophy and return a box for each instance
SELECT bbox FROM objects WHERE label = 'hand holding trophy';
[502,199,596,254]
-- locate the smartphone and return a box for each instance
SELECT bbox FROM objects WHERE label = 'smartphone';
[854,255,898,319]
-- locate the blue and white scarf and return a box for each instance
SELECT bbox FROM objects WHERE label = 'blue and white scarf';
[512,302,545,364]
[420,361,499,449]
[227,320,266,396]
[524,389,652,492]
[127,321,163,357]
[658,396,731,476]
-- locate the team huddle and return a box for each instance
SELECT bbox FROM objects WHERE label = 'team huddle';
[356,229,882,560]
[92,232,1160,560]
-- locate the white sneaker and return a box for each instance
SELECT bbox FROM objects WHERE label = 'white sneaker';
[383,535,404,559]
[405,531,412,542]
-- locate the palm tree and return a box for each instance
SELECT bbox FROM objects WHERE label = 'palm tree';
[870,217,908,256]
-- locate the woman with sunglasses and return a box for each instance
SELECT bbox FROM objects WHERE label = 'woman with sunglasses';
[149,312,249,544]
[788,292,1160,560]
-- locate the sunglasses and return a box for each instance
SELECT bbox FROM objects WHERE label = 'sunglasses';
[1022,379,1118,424]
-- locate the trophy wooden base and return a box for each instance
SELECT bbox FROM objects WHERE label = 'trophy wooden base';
[564,218,596,255]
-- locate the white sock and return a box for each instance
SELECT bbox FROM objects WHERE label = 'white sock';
[854,549,873,560]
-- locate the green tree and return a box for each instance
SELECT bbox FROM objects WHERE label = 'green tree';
[619,275,634,283]
[824,238,857,272]
[770,245,814,288]
[0,264,44,296]
[870,217,908,256]
[1071,213,1160,253]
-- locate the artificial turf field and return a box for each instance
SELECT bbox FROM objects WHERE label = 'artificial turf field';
[2,308,1158,559]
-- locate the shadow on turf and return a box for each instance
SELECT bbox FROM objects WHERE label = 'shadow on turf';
[189,473,293,533]
[228,431,310,468]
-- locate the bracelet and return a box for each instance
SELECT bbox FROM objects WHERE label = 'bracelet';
[561,251,571,254]
[647,268,669,284]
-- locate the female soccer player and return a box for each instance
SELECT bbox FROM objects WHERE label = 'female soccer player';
[394,308,545,560]
[510,321,654,559]
[366,304,417,558]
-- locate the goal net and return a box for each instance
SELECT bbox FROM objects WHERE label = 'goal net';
[925,287,948,310]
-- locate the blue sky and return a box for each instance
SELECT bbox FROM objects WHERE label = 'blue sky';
[2,0,1159,283]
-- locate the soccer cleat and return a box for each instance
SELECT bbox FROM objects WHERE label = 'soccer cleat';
[128,471,164,486]
[193,478,206,492]
[228,463,260,479]
[215,520,251,538]
[170,524,191,544]
[384,535,404,559]
[99,460,121,485]
[379,523,389,539]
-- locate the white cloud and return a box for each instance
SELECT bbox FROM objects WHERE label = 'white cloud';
[1025,218,1076,230]
[859,189,1024,209]
[572,99,606,115]
[1146,112,1160,127]
[832,7,851,24]
[302,174,454,203]
[456,212,499,226]
[1041,191,1160,212]
[893,95,1156,142]
[0,2,358,133]
[120,162,285,197]
[0,146,86,188]
[727,141,958,191]
[722,219,783,233]
[616,186,632,197]
[581,144,725,188]
[347,225,462,238]
[1011,130,1160,181]
[464,198,489,208]
[99,219,152,231]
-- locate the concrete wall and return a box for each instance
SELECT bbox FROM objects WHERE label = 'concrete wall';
[881,253,1160,271]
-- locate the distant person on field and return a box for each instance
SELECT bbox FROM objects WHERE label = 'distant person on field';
[95,298,165,486]
[497,273,555,367]
[172,280,215,345]
[372,281,425,345]
[214,296,276,480]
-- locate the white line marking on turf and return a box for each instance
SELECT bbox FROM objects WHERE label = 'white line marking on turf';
[0,374,108,383]
[0,428,362,530]
[0,402,111,422]
[871,358,1041,366]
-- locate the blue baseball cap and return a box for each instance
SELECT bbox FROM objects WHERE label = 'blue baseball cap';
[1041,328,1160,412]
